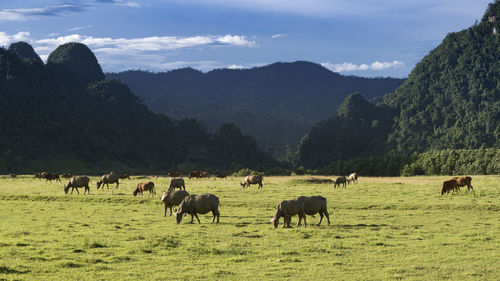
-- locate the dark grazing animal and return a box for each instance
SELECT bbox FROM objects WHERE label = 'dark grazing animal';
[296,196,330,226]
[441,179,459,195]
[240,175,263,189]
[43,173,61,182]
[346,173,358,184]
[34,172,47,180]
[215,174,227,179]
[64,176,90,195]
[61,173,73,179]
[133,182,155,196]
[174,194,220,224]
[200,171,211,178]
[161,189,189,216]
[189,170,200,179]
[168,172,183,177]
[451,176,473,192]
[119,174,131,180]
[334,176,347,188]
[97,173,119,189]
[168,178,185,191]
[271,199,306,228]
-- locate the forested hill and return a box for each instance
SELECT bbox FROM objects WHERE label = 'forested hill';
[297,1,500,169]
[107,62,404,158]
[0,42,274,174]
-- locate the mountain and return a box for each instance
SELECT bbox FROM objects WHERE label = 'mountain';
[297,1,500,168]
[107,62,405,158]
[8,41,43,65]
[0,42,274,173]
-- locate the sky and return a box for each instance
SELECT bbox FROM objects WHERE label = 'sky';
[0,0,492,77]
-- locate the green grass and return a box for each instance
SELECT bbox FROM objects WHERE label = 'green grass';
[0,175,499,280]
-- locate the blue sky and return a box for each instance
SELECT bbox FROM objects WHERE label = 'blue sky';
[0,0,492,77]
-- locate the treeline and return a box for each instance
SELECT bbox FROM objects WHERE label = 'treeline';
[0,42,277,174]
[401,148,500,176]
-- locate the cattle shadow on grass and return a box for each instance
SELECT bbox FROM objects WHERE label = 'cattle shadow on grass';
[336,223,388,229]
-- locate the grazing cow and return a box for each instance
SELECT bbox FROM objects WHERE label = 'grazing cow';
[240,175,263,189]
[200,171,211,178]
[133,182,155,197]
[215,174,227,179]
[346,173,358,184]
[270,199,306,228]
[119,174,131,180]
[61,173,73,179]
[334,176,347,188]
[189,170,200,179]
[296,196,330,226]
[169,178,186,191]
[43,173,61,182]
[97,173,119,189]
[441,179,459,195]
[161,189,189,216]
[168,172,183,177]
[174,194,220,224]
[451,176,474,192]
[64,176,90,195]
[34,172,46,180]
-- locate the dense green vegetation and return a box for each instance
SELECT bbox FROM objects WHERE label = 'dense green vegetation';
[297,2,500,171]
[107,63,404,157]
[401,148,500,176]
[0,175,498,280]
[0,43,275,174]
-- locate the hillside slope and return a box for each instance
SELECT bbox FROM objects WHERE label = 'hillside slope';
[298,1,500,168]
[108,62,404,157]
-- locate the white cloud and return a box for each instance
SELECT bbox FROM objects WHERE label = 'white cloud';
[0,31,31,47]
[227,64,246,69]
[271,34,286,39]
[321,60,404,72]
[68,25,93,31]
[0,4,89,22]
[33,34,256,53]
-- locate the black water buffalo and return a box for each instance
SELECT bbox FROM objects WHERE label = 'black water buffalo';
[97,173,119,189]
[174,194,220,224]
[296,196,330,226]
[271,199,306,228]
[64,176,90,194]
[334,176,347,188]
[240,175,263,189]
[168,178,185,191]
[161,189,189,216]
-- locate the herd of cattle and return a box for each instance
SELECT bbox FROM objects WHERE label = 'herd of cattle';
[32,171,476,227]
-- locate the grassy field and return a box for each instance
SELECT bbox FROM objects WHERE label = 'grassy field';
[0,175,499,280]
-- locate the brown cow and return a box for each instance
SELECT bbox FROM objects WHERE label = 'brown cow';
[133,182,155,197]
[119,174,131,180]
[61,173,73,179]
[161,189,189,216]
[270,199,307,228]
[451,176,474,192]
[189,170,200,179]
[200,171,211,178]
[34,172,46,180]
[441,179,459,195]
[168,172,183,177]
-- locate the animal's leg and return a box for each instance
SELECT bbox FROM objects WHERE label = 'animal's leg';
[259,183,263,189]
[75,188,80,194]
[194,213,201,224]
[190,214,194,223]
[169,206,173,216]
[297,215,302,227]
[303,215,307,227]
[317,212,323,226]
[325,211,331,225]
[116,182,119,189]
